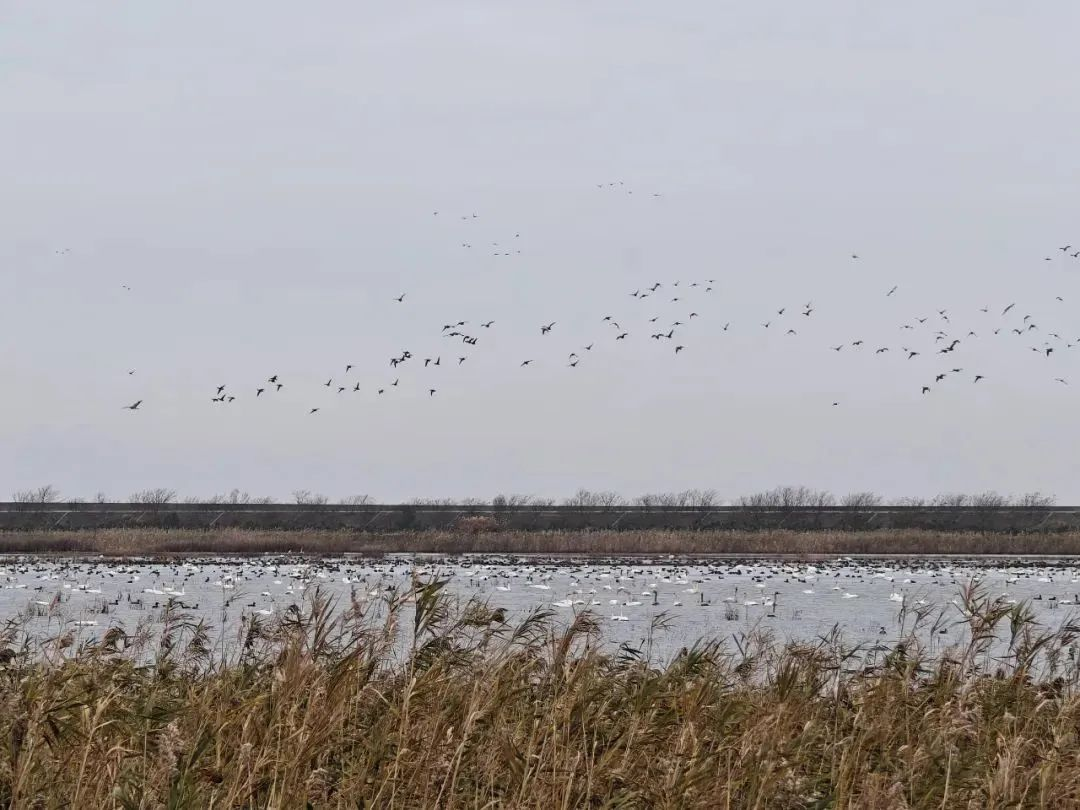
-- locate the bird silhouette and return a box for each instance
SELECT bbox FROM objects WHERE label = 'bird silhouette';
[123,400,142,410]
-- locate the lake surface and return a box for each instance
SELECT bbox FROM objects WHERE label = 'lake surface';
[4,554,1080,661]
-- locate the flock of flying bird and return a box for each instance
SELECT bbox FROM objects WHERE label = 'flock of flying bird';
[117,202,1078,414]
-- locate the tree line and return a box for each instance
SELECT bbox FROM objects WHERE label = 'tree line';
[9,484,1059,509]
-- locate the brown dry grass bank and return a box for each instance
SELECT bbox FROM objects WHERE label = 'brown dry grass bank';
[2,582,1080,807]
[4,527,1080,557]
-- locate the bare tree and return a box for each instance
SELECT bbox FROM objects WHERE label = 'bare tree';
[339,494,375,506]
[891,496,927,507]
[13,484,61,504]
[94,491,109,504]
[129,488,177,504]
[492,493,542,508]
[199,489,275,505]
[563,489,625,509]
[1016,492,1056,508]
[841,491,881,510]
[969,491,1008,509]
[293,489,329,506]
[737,486,834,510]
[656,492,689,507]
[931,493,970,508]
[683,488,720,508]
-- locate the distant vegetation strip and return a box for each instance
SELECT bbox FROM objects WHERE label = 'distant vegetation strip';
[6,486,1070,532]
[5,528,1080,556]
[7,483,1061,509]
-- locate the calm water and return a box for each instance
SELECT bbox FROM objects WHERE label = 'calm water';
[4,554,1079,660]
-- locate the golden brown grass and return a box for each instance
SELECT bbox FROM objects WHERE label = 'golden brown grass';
[2,583,1080,807]
[4,527,1080,556]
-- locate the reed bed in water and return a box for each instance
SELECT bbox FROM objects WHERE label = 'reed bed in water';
[5,527,1080,556]
[2,583,1080,807]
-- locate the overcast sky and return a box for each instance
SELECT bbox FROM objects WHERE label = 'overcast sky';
[4,1,1079,503]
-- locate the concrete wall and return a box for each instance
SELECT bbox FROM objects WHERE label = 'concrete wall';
[2,503,1078,532]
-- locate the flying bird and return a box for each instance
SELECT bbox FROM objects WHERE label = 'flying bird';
[123,400,142,410]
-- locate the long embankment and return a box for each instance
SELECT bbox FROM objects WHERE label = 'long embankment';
[3,502,1080,532]
[6,503,1080,555]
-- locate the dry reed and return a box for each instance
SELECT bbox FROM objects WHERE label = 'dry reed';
[2,582,1080,807]
[4,527,1080,557]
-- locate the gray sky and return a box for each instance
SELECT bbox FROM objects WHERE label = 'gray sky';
[4,1,1079,503]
